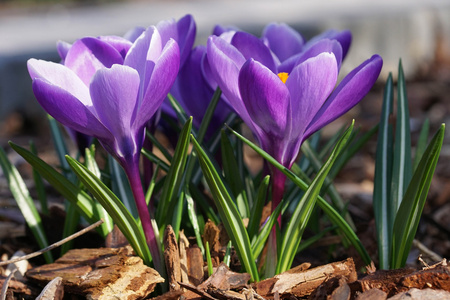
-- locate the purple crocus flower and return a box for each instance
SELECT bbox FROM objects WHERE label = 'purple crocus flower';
[170,45,232,139]
[207,31,382,212]
[28,26,180,272]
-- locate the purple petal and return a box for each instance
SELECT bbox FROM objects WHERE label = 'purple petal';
[28,59,92,107]
[90,65,141,159]
[31,78,108,139]
[231,31,277,73]
[98,35,133,59]
[136,38,180,130]
[213,24,239,36]
[262,23,304,62]
[286,52,338,140]
[56,40,71,62]
[304,54,383,139]
[239,59,290,140]
[176,14,196,66]
[278,39,342,73]
[306,29,352,60]
[123,26,146,42]
[64,37,124,86]
[207,35,254,129]
[125,26,162,98]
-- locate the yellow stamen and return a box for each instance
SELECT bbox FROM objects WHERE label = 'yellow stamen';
[278,72,289,84]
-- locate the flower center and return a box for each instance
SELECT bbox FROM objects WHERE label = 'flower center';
[278,72,289,84]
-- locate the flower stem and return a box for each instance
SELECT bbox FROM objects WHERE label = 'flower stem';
[271,167,287,219]
[125,163,164,274]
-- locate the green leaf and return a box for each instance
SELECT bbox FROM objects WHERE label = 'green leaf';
[373,73,395,270]
[85,146,114,236]
[191,134,259,282]
[9,142,100,230]
[391,60,412,213]
[156,117,192,234]
[206,241,213,277]
[221,130,249,218]
[247,175,270,242]
[66,155,152,265]
[29,141,48,215]
[226,125,372,266]
[186,190,205,255]
[413,118,430,171]
[277,122,354,273]
[391,124,445,269]
[0,145,53,264]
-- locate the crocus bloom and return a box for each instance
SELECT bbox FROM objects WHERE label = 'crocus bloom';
[169,45,232,139]
[207,31,382,211]
[28,26,180,272]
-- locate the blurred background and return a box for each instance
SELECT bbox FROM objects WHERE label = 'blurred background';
[0,0,449,132]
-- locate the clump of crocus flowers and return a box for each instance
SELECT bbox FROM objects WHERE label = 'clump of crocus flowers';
[27,15,382,278]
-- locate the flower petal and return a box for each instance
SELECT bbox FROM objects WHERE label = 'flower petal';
[136,38,180,130]
[304,54,383,138]
[207,35,254,126]
[125,26,162,97]
[231,31,277,73]
[56,40,71,62]
[286,52,338,140]
[98,35,133,59]
[90,64,141,159]
[176,14,196,66]
[64,37,124,86]
[262,23,304,62]
[306,29,352,60]
[123,26,146,42]
[31,77,108,139]
[239,59,290,141]
[278,39,342,73]
[28,59,92,107]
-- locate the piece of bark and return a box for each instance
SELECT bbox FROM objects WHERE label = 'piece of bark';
[36,277,64,300]
[179,282,219,300]
[164,225,181,291]
[400,265,450,291]
[203,220,221,266]
[355,289,387,300]
[105,224,129,248]
[198,263,250,291]
[351,268,416,297]
[150,290,184,300]
[27,246,164,300]
[0,275,37,297]
[186,245,204,286]
[179,230,190,284]
[207,288,247,300]
[309,276,350,300]
[387,288,450,300]
[254,258,356,298]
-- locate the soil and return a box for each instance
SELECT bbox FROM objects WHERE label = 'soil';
[1,46,450,300]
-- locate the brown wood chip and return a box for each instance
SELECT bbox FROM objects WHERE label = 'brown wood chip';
[164,225,181,291]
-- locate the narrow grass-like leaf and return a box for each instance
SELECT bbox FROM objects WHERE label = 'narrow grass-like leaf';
[197,87,222,142]
[301,141,355,229]
[221,130,249,218]
[85,146,114,236]
[156,118,192,229]
[167,93,190,130]
[141,148,170,174]
[146,132,173,163]
[0,146,53,264]
[277,122,354,273]
[373,73,394,270]
[391,61,412,213]
[9,142,100,229]
[251,195,286,259]
[391,124,445,269]
[191,134,259,282]
[189,184,220,225]
[413,118,430,171]
[226,126,372,265]
[247,175,270,242]
[186,191,205,255]
[66,156,152,265]
[206,241,213,277]
[224,241,232,267]
[29,141,48,215]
